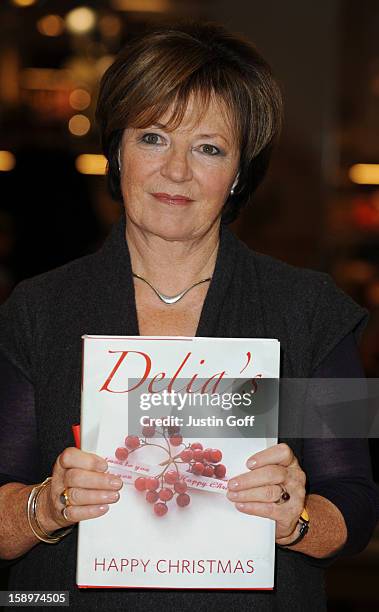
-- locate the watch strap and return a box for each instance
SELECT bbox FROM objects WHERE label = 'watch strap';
[279,508,310,547]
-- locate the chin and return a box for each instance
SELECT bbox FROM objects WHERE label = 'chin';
[126,203,220,242]
[140,208,204,242]
[149,223,200,242]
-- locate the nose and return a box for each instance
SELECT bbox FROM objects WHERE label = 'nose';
[160,144,193,183]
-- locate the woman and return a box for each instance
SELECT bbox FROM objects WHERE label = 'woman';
[0,20,378,611]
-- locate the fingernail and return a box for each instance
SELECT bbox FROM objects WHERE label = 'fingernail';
[110,479,122,488]
[228,491,239,499]
[247,459,257,468]
[97,460,108,471]
[236,503,245,509]
[97,505,109,512]
[103,491,119,501]
[229,480,240,489]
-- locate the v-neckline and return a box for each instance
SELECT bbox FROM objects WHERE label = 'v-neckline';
[97,213,239,339]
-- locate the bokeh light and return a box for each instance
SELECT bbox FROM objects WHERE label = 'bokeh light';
[12,0,36,7]
[75,154,107,175]
[65,7,96,35]
[69,89,91,111]
[0,151,16,172]
[68,115,91,136]
[37,15,65,37]
[349,164,379,185]
[112,0,169,12]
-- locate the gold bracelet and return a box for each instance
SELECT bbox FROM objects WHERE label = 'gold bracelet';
[27,477,74,544]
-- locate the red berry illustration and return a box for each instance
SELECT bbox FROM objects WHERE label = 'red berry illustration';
[180,449,193,462]
[146,490,159,503]
[125,435,140,450]
[210,449,222,463]
[134,477,146,491]
[114,426,227,517]
[142,425,155,438]
[174,480,188,494]
[214,464,226,478]
[190,442,203,451]
[167,425,180,435]
[159,488,174,501]
[176,493,191,507]
[169,434,183,447]
[164,470,179,484]
[154,502,168,516]
[203,448,213,462]
[146,477,160,491]
[192,462,205,475]
[115,447,129,461]
[203,465,215,477]
[192,449,204,461]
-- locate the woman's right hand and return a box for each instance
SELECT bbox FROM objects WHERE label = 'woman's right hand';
[37,447,123,532]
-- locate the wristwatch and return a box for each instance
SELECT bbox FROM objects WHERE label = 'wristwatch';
[280,508,310,547]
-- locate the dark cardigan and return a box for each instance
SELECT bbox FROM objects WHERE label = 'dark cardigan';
[0,214,373,611]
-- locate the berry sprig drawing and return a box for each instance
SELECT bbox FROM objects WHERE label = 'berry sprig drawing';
[114,420,227,517]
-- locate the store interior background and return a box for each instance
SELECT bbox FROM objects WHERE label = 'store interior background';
[0,1,378,609]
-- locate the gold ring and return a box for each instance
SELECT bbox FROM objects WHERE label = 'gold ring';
[274,484,291,504]
[61,507,70,522]
[60,488,71,507]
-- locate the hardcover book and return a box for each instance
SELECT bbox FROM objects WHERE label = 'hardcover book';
[76,335,280,589]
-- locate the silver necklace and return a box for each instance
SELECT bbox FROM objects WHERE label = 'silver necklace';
[132,272,212,305]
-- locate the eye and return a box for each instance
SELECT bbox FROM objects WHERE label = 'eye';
[200,144,221,156]
[140,132,164,145]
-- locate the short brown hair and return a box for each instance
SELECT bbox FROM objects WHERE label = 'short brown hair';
[96,20,283,224]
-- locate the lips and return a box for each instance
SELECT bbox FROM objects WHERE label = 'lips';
[151,192,194,205]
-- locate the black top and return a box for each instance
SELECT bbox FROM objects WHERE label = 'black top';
[0,215,378,611]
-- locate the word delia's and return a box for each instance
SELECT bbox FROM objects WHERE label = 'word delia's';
[99,349,258,395]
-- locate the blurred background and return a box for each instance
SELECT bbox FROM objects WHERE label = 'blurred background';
[0,0,378,609]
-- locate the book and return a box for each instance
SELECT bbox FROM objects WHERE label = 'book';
[77,335,280,589]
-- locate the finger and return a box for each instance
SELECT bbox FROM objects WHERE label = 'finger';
[232,500,282,520]
[226,483,284,504]
[57,504,110,527]
[62,468,123,491]
[55,447,108,476]
[228,465,287,491]
[231,499,301,523]
[61,487,121,507]
[245,443,297,470]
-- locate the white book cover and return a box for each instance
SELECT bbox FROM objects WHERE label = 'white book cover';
[77,336,280,590]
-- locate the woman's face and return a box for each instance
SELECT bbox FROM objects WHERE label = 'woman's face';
[119,94,240,241]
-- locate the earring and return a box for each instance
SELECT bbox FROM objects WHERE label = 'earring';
[117,149,121,172]
[230,173,239,195]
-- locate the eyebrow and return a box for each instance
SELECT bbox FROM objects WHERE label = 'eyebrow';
[197,133,230,145]
[150,123,230,145]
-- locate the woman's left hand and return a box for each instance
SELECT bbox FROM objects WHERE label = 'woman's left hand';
[226,443,306,542]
